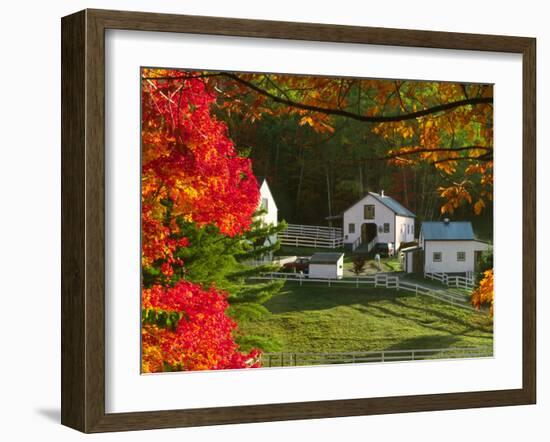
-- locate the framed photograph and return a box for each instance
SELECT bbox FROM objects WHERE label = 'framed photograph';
[61,9,536,433]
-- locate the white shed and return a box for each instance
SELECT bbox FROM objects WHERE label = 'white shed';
[308,253,344,279]
[412,220,490,274]
[342,191,415,252]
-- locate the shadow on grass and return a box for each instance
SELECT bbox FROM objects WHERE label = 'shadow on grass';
[264,284,413,314]
[364,300,492,338]
[384,335,460,351]
[262,283,492,339]
[390,298,493,334]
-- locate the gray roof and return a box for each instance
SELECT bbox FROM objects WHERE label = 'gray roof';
[343,192,415,217]
[420,221,475,241]
[310,252,344,264]
[369,192,416,217]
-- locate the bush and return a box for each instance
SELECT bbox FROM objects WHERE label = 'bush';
[352,256,367,275]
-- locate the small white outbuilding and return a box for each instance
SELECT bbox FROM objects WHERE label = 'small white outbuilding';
[403,220,490,274]
[308,253,345,279]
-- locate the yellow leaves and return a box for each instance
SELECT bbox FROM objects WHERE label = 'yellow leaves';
[471,269,494,316]
[434,159,457,175]
[474,198,486,215]
[298,113,335,133]
[438,183,472,214]
[299,115,314,127]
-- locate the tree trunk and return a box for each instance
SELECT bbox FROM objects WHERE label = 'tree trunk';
[325,166,332,226]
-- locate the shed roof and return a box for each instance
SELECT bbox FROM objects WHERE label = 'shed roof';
[343,192,415,217]
[310,252,344,264]
[420,221,475,241]
[401,245,422,253]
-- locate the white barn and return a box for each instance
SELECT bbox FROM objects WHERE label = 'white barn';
[308,253,344,279]
[403,220,489,274]
[342,191,415,252]
[258,177,278,229]
[253,177,279,263]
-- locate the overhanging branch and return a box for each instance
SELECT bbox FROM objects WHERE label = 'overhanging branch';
[222,73,493,123]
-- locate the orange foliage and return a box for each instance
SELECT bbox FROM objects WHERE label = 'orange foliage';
[471,269,494,316]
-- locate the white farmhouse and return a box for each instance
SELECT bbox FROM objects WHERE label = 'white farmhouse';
[342,191,415,252]
[403,220,489,274]
[308,252,344,279]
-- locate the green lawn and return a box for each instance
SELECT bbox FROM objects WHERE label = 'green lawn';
[237,282,493,358]
[343,256,402,276]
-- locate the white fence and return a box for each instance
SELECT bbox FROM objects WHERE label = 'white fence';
[425,271,476,289]
[251,272,477,311]
[279,224,343,249]
[261,346,493,367]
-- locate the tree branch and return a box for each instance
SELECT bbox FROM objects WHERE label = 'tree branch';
[337,146,493,165]
[222,73,493,123]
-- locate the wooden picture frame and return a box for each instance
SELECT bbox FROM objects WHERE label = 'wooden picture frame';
[61,8,536,433]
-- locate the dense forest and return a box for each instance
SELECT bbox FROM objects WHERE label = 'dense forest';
[214,73,494,239]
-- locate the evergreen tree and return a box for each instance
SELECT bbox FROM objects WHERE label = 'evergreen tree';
[142,206,287,352]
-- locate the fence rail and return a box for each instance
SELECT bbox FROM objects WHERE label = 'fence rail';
[279,224,344,249]
[425,272,476,289]
[261,346,493,367]
[250,272,478,311]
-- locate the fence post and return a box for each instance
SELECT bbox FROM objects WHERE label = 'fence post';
[356,278,359,288]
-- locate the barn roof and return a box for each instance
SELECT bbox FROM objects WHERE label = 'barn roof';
[343,192,415,217]
[256,176,266,186]
[310,252,344,264]
[420,221,475,241]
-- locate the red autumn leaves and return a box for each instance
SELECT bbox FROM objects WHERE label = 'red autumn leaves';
[141,69,260,372]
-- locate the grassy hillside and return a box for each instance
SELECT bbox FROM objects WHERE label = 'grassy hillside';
[237,282,493,358]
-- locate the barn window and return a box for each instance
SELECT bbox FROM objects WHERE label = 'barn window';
[260,197,268,211]
[433,252,442,262]
[383,223,390,233]
[457,251,466,261]
[348,223,355,234]
[364,204,375,219]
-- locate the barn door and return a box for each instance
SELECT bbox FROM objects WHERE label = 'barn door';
[361,223,377,243]
[413,250,424,273]
[474,251,483,272]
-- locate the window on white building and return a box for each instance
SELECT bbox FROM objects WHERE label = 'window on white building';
[383,223,390,233]
[433,252,442,262]
[261,197,268,211]
[364,204,375,219]
[349,223,355,234]
[457,251,466,261]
